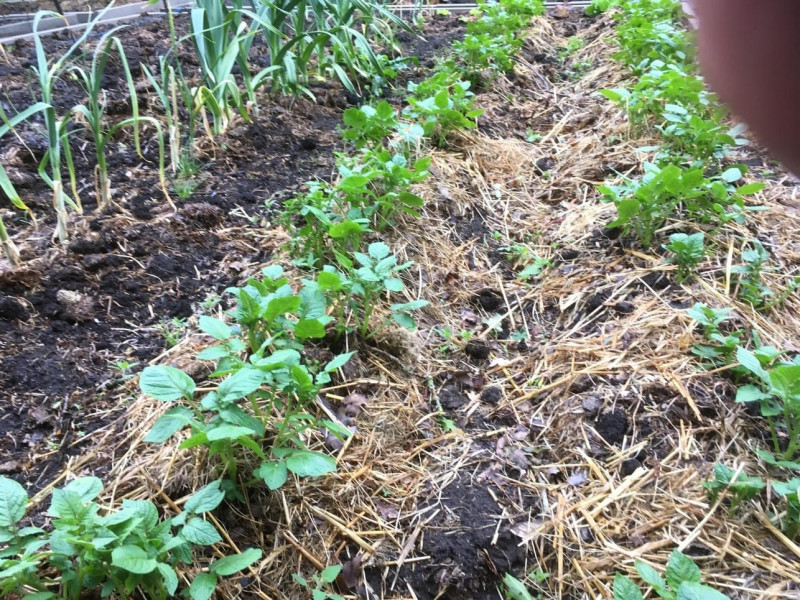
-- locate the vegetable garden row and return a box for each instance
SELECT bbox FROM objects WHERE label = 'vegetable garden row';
[1,0,799,598]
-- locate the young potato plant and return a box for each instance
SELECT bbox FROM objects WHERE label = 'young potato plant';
[293,564,345,600]
[341,101,400,149]
[404,71,484,147]
[656,104,742,164]
[600,62,711,134]
[613,550,729,600]
[772,479,800,539]
[335,147,430,229]
[613,1,688,72]
[586,0,621,16]
[599,164,762,248]
[323,242,429,338]
[663,231,705,283]
[735,346,800,461]
[686,303,745,367]
[281,181,370,268]
[139,266,354,490]
[730,239,799,311]
[702,463,765,515]
[452,33,520,87]
[0,476,261,600]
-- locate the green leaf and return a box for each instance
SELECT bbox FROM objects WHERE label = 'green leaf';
[295,319,326,340]
[328,220,364,239]
[286,451,337,478]
[756,450,800,471]
[184,481,225,514]
[736,347,769,382]
[265,296,302,322]
[111,545,158,574]
[218,367,265,402]
[49,489,89,521]
[769,365,800,402]
[675,581,730,600]
[182,518,223,546]
[720,167,743,183]
[666,551,701,591]
[256,461,288,490]
[140,365,196,401]
[613,574,644,600]
[262,265,284,280]
[198,316,232,341]
[735,385,771,404]
[317,271,343,291]
[772,478,800,497]
[320,565,342,583]
[504,573,536,600]
[145,407,194,443]
[206,425,258,441]
[189,572,218,600]
[368,242,391,260]
[325,352,355,373]
[384,277,404,292]
[209,547,262,576]
[736,183,764,195]
[197,345,230,361]
[392,312,417,330]
[391,299,429,312]
[0,477,28,528]
[157,562,179,595]
[63,477,103,502]
[634,561,667,597]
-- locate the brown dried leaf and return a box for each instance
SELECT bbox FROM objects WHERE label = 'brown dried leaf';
[336,554,363,591]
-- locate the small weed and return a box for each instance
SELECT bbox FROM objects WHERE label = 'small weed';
[293,565,344,600]
[157,317,188,347]
[110,360,139,380]
[525,130,542,143]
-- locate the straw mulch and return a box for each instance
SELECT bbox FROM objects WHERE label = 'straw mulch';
[32,10,800,600]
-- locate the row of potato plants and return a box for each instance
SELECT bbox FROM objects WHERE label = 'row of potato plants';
[591,2,800,593]
[0,0,407,264]
[0,1,547,598]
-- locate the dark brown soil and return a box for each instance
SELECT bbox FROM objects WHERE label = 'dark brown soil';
[366,474,529,600]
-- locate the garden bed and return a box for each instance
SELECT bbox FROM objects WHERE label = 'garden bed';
[1,4,800,600]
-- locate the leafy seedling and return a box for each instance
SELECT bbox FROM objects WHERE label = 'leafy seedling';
[613,550,730,600]
[702,463,764,514]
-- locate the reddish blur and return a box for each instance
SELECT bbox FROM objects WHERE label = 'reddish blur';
[692,1,800,175]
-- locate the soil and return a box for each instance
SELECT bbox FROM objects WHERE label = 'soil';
[366,474,527,600]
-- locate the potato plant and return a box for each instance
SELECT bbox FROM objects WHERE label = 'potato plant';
[0,477,261,600]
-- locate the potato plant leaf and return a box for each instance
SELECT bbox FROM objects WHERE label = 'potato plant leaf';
[140,365,196,401]
[189,572,218,600]
[209,547,262,576]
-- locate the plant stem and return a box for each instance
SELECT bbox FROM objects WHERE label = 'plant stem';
[0,214,20,265]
